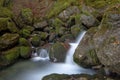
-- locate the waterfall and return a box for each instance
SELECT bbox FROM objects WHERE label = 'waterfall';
[39,49,49,58]
[31,48,49,61]
[65,31,86,64]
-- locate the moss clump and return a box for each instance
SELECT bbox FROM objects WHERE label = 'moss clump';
[40,32,48,40]
[0,7,13,18]
[1,47,19,65]
[88,49,100,65]
[7,21,19,33]
[31,34,41,47]
[19,46,31,58]
[19,38,29,46]
[0,18,9,31]
[20,8,33,25]
[19,29,31,38]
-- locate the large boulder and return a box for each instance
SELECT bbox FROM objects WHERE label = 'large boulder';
[49,42,68,62]
[74,27,101,68]
[42,73,117,80]
[0,33,19,50]
[93,5,120,74]
[74,5,120,74]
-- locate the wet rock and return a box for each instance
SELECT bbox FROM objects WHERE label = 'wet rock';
[58,6,80,22]
[49,42,68,62]
[0,33,19,50]
[0,47,19,66]
[49,32,56,42]
[74,27,101,68]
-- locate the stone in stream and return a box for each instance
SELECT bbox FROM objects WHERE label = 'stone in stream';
[49,42,69,62]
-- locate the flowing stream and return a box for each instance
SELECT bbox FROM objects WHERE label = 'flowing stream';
[0,31,95,80]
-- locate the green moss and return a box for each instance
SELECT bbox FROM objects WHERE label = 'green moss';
[19,29,31,38]
[0,18,9,31]
[85,0,120,9]
[21,8,33,25]
[19,46,31,58]
[1,47,19,64]
[0,0,4,7]
[88,49,100,65]
[31,35,41,47]
[0,7,13,18]
[19,38,29,46]
[46,0,80,18]
[7,21,19,33]
[40,32,48,40]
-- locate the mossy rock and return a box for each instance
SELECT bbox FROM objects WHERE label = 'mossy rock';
[7,21,19,33]
[0,18,9,31]
[19,28,31,38]
[20,8,33,25]
[49,42,67,62]
[71,24,81,38]
[0,33,19,50]
[30,34,41,47]
[40,32,48,40]
[0,47,19,66]
[19,46,31,58]
[0,7,13,18]
[19,38,30,46]
[60,34,74,42]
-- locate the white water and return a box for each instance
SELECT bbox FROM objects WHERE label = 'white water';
[0,31,95,80]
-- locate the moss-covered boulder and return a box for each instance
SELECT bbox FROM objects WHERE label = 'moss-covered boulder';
[20,8,33,25]
[49,42,68,62]
[0,33,19,50]
[74,27,101,68]
[0,47,19,66]
[93,5,120,74]
[42,73,117,80]
[0,18,9,31]
[19,38,30,46]
[7,20,19,33]
[19,46,31,58]
[40,32,48,40]
[19,28,31,38]
[30,34,41,47]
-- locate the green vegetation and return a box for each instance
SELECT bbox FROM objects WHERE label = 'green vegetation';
[46,0,80,18]
[19,46,31,58]
[85,0,120,9]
